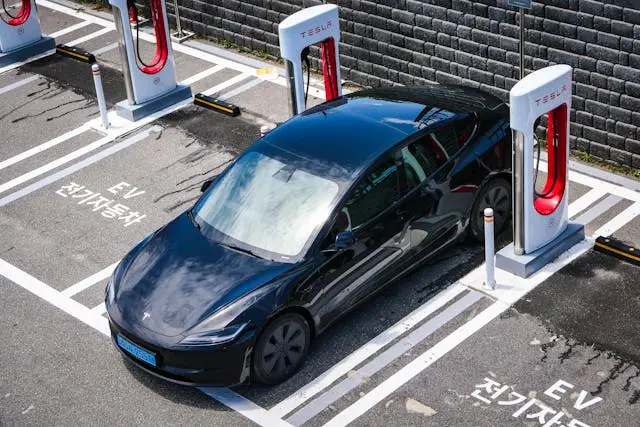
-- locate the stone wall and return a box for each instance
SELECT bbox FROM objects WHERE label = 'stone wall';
[154,0,639,167]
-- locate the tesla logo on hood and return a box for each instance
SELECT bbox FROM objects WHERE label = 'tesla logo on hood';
[142,312,151,321]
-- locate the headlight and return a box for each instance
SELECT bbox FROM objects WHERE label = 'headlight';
[179,323,248,346]
[179,283,278,347]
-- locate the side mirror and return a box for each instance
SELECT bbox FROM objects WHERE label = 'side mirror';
[200,177,216,193]
[335,230,355,250]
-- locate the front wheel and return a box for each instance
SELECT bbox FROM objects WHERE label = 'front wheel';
[252,313,310,385]
[468,178,511,242]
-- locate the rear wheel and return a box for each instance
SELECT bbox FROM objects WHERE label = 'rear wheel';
[469,178,511,242]
[252,313,310,385]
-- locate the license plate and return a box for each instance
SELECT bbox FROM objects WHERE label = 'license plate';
[117,334,157,367]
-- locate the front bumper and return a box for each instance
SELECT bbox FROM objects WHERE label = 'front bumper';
[109,319,254,387]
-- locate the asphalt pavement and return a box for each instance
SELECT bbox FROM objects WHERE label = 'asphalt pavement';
[1,1,640,426]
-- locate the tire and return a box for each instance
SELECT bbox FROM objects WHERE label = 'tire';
[468,178,511,242]
[252,312,311,385]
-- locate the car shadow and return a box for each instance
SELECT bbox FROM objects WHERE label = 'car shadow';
[119,356,232,411]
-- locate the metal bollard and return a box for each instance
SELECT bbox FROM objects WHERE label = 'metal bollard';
[92,64,109,130]
[483,207,496,290]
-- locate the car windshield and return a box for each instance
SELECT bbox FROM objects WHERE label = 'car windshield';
[193,150,340,261]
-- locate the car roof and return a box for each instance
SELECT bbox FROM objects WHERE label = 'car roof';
[258,84,507,181]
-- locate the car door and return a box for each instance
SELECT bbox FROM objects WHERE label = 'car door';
[386,116,479,277]
[306,154,408,329]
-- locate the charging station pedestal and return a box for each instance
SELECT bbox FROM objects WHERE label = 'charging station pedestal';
[496,65,584,278]
[279,4,341,116]
[109,0,191,121]
[0,0,55,67]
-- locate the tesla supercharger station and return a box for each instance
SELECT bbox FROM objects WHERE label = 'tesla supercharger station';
[496,64,584,278]
[0,0,55,67]
[278,4,341,116]
[108,0,191,121]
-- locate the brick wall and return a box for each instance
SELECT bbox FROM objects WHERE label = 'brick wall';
[151,0,640,167]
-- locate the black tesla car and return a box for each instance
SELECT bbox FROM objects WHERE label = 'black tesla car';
[106,85,512,386]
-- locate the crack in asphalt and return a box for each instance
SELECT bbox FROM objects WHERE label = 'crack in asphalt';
[174,158,233,187]
[11,98,90,123]
[586,351,602,365]
[622,368,640,392]
[559,338,576,364]
[591,356,632,396]
[46,100,96,122]
[0,85,60,121]
[540,336,559,363]
[166,195,200,212]
[26,80,52,97]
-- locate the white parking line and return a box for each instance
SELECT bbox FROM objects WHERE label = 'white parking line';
[568,188,607,219]
[61,261,118,297]
[0,124,91,171]
[91,302,107,315]
[0,126,158,206]
[322,301,508,427]
[92,42,119,56]
[201,73,253,97]
[219,77,264,101]
[66,27,113,47]
[0,75,40,96]
[0,257,110,335]
[593,202,640,237]
[269,284,466,418]
[287,291,483,426]
[573,194,622,226]
[181,64,225,86]
[48,19,93,38]
[200,388,294,427]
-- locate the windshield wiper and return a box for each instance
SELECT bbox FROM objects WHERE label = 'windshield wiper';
[187,210,201,231]
[217,241,262,259]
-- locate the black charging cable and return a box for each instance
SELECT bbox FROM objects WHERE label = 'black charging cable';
[1,0,27,24]
[131,0,163,69]
[534,115,559,198]
[301,46,311,106]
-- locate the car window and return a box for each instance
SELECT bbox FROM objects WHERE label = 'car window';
[193,151,340,260]
[404,117,477,179]
[343,156,399,229]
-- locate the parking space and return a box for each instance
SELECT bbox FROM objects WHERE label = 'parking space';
[233,172,640,427]
[1,1,640,426]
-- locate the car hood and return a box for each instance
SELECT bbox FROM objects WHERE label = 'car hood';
[113,212,293,338]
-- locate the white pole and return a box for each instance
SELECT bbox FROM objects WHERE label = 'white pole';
[484,207,496,290]
[92,64,109,130]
